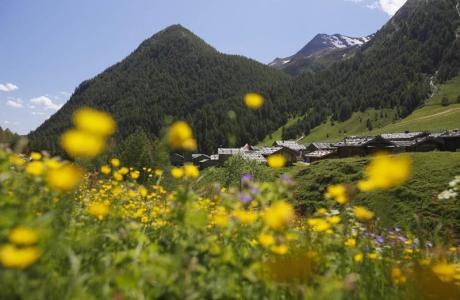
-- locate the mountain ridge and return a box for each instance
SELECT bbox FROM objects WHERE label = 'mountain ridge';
[29,24,295,154]
[29,0,460,155]
[269,33,373,74]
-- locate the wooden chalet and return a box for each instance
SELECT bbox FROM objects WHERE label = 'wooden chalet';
[259,147,298,166]
[306,142,336,153]
[381,132,441,152]
[439,130,460,152]
[333,136,395,158]
[273,140,307,160]
[304,149,337,163]
[217,148,242,163]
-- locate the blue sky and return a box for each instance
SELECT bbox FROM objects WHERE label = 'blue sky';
[0,0,406,134]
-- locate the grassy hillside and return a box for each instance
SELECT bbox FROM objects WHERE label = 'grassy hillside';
[200,152,460,238]
[264,75,460,145]
[293,152,460,238]
[372,104,460,134]
[259,117,301,146]
[298,109,397,144]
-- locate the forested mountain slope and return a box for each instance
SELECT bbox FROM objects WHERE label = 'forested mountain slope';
[29,25,294,154]
[283,0,460,139]
[0,127,20,146]
[29,0,460,154]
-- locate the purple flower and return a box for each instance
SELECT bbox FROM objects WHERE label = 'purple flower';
[397,235,407,243]
[250,187,260,195]
[239,193,252,204]
[425,241,433,248]
[241,174,253,183]
[375,236,384,245]
[280,174,294,186]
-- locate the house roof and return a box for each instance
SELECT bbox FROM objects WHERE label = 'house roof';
[274,141,307,151]
[381,132,427,141]
[392,135,443,148]
[218,148,241,155]
[333,136,376,147]
[305,150,336,158]
[258,147,283,156]
[440,130,460,138]
[241,151,267,163]
[311,142,336,150]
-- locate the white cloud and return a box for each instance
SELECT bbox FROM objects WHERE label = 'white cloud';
[345,0,406,16]
[3,120,19,125]
[0,83,19,92]
[29,96,62,110]
[31,111,46,116]
[379,0,407,15]
[6,98,24,108]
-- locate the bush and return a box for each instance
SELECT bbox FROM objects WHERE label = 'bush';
[441,96,450,106]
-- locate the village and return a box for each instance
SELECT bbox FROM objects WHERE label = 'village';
[171,129,460,169]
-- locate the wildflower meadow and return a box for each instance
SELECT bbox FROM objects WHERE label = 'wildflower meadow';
[0,106,459,300]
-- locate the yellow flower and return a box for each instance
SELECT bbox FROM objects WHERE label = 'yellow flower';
[138,185,148,197]
[353,206,375,221]
[30,152,42,161]
[244,93,264,110]
[354,253,363,263]
[46,164,83,192]
[88,202,109,220]
[171,167,184,179]
[0,244,41,269]
[263,201,294,230]
[8,227,39,246]
[130,171,140,180]
[432,263,457,282]
[271,244,288,255]
[167,121,197,151]
[233,209,257,224]
[344,239,357,247]
[100,165,111,174]
[325,184,348,204]
[110,158,120,167]
[391,267,407,285]
[155,169,163,177]
[45,159,62,169]
[113,172,123,181]
[316,208,328,216]
[184,164,200,178]
[119,167,129,175]
[267,154,286,169]
[368,252,379,260]
[60,129,105,158]
[327,216,341,225]
[358,153,411,192]
[72,107,116,136]
[25,161,45,176]
[9,154,25,166]
[212,208,230,228]
[307,218,331,232]
[258,233,275,247]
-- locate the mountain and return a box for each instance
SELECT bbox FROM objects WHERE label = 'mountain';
[30,0,460,155]
[269,33,372,75]
[282,0,460,139]
[28,25,295,154]
[0,127,20,147]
